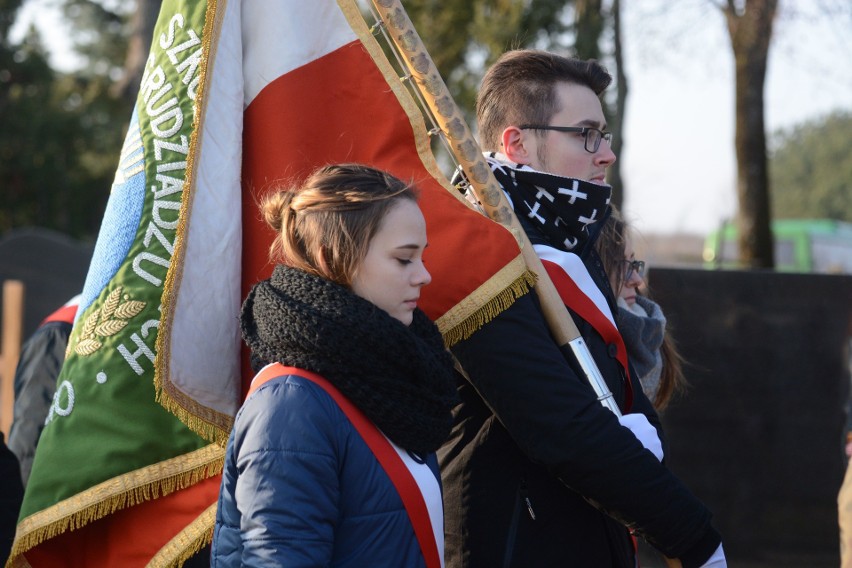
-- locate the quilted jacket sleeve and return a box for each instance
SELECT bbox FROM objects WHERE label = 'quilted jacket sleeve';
[213,376,345,567]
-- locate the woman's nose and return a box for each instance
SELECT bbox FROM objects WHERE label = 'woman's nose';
[627,270,645,288]
[415,263,432,287]
[626,270,643,288]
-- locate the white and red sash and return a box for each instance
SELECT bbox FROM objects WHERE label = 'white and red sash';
[40,295,81,326]
[248,363,443,568]
[534,244,634,411]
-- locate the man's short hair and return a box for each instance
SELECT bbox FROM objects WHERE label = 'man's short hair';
[476,49,612,151]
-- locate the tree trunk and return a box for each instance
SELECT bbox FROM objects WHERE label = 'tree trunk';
[609,0,627,211]
[574,0,603,61]
[724,0,777,269]
[574,0,627,211]
[110,0,162,102]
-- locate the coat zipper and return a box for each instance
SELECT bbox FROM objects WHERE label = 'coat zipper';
[521,481,536,521]
[502,481,536,568]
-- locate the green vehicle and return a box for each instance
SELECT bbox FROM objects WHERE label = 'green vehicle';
[703,219,852,273]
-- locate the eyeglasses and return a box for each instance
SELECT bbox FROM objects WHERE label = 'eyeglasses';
[519,125,613,154]
[622,259,645,281]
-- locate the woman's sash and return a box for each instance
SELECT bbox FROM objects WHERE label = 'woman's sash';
[247,363,442,568]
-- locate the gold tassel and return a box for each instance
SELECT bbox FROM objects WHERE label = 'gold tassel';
[442,269,538,347]
[154,393,233,449]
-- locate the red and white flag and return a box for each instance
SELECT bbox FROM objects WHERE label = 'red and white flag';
[11,1,530,565]
[236,0,531,372]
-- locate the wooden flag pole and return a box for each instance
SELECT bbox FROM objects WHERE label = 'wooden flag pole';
[368,0,621,416]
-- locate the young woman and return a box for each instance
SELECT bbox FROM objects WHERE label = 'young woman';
[211,164,458,567]
[596,208,686,410]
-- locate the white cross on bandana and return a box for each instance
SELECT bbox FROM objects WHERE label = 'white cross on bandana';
[486,154,612,252]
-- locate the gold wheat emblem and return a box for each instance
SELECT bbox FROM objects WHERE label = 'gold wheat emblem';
[74,287,146,356]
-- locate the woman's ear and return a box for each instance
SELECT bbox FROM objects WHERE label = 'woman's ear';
[502,126,533,165]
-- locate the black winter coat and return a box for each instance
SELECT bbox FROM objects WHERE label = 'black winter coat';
[8,319,72,486]
[0,435,23,566]
[438,242,722,567]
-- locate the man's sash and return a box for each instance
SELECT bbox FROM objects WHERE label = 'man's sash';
[39,296,80,326]
[248,363,442,568]
[534,244,634,411]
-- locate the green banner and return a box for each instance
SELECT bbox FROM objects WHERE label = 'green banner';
[19,0,211,525]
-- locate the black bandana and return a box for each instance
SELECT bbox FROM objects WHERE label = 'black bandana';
[485,153,612,252]
[240,265,459,454]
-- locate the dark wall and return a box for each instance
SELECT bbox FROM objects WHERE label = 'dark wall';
[0,228,93,340]
[650,267,852,567]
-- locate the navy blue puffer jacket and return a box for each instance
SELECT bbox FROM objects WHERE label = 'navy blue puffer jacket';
[211,373,439,567]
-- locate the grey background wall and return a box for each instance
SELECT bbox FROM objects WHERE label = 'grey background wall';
[0,228,93,338]
[646,268,852,567]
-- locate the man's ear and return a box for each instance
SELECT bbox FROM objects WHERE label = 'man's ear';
[502,126,533,165]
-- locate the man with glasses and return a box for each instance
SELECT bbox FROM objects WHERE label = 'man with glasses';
[439,49,726,567]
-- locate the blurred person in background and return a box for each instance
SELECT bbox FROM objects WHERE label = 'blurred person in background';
[8,295,80,485]
[595,209,687,410]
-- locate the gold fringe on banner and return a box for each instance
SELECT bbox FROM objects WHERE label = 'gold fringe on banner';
[154,391,232,450]
[436,256,537,347]
[154,0,237,446]
[8,445,224,563]
[147,502,217,568]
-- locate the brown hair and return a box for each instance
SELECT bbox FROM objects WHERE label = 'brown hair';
[596,208,630,295]
[476,49,612,151]
[261,164,418,287]
[596,207,687,410]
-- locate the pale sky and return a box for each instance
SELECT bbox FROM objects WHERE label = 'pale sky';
[12,0,852,237]
[619,0,852,235]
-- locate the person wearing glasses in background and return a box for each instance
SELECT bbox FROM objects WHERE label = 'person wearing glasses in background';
[440,49,725,567]
[595,208,687,411]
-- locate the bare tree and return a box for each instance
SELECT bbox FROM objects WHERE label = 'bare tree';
[720,0,778,268]
[574,0,604,59]
[573,0,628,210]
[110,0,162,102]
[609,0,627,211]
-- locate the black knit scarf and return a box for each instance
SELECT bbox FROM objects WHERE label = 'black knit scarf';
[241,265,459,454]
[486,153,612,253]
